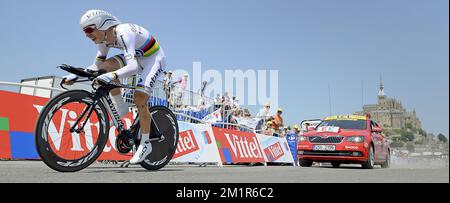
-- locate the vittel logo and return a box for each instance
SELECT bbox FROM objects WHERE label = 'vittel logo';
[267,142,284,161]
[174,130,199,158]
[33,104,131,153]
[224,133,263,159]
[86,10,110,19]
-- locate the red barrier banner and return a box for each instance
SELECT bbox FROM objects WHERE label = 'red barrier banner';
[212,127,265,163]
[0,90,134,160]
[0,91,48,132]
[0,130,11,159]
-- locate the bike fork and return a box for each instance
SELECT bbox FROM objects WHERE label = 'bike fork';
[69,100,98,133]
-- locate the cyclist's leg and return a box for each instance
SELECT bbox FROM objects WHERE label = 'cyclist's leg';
[134,51,166,135]
[134,91,150,133]
[97,55,129,116]
[130,49,165,164]
[97,55,126,96]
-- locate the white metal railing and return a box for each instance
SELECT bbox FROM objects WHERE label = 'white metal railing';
[0,81,66,92]
[212,122,256,133]
[173,112,206,124]
[121,77,215,110]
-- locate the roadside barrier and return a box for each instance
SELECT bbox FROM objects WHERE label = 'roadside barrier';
[0,89,294,165]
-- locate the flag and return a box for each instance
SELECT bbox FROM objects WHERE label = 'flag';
[202,109,222,123]
[235,117,261,130]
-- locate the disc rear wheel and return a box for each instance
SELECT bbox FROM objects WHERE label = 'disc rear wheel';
[138,106,179,170]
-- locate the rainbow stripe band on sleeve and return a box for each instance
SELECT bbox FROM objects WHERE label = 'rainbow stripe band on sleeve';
[138,36,160,57]
[113,55,126,68]
[136,84,146,91]
[96,56,107,62]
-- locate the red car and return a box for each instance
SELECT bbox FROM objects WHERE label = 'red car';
[297,115,390,169]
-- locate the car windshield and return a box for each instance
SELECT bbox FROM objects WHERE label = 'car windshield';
[317,120,367,130]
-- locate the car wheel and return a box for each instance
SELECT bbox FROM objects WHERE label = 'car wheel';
[299,159,313,167]
[362,145,375,169]
[381,151,390,168]
[331,162,341,168]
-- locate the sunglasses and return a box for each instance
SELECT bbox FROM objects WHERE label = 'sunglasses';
[83,25,96,34]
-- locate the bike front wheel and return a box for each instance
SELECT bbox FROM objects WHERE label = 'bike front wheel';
[35,90,109,172]
[138,105,179,171]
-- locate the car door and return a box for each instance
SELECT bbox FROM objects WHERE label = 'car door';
[374,121,388,161]
[370,121,384,161]
[377,122,389,161]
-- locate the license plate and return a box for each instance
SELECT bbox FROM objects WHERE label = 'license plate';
[313,145,336,151]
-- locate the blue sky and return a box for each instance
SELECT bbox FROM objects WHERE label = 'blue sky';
[0,0,448,136]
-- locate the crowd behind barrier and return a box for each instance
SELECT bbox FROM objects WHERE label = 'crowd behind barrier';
[121,73,302,136]
[121,74,307,146]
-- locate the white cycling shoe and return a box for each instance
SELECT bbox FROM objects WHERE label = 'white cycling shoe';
[129,137,152,164]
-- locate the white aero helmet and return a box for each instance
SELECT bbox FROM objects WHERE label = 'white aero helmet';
[80,10,121,31]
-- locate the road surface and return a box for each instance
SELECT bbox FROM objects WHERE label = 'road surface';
[0,161,448,183]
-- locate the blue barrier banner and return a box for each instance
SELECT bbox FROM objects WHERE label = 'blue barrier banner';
[10,131,39,159]
[286,132,298,164]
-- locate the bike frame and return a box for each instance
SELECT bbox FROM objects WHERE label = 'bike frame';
[69,84,135,138]
[68,83,164,144]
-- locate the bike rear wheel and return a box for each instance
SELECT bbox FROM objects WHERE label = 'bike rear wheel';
[35,90,109,172]
[138,105,179,171]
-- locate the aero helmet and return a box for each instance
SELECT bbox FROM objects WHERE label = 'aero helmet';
[80,10,121,31]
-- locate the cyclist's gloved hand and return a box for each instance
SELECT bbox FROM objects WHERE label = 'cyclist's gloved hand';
[62,74,78,85]
[86,64,99,71]
[95,72,118,84]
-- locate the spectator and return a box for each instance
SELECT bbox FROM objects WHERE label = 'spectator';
[236,109,244,118]
[304,122,311,132]
[264,121,275,136]
[281,127,288,137]
[214,93,221,103]
[300,122,312,136]
[257,102,272,121]
[293,124,301,135]
[197,97,206,109]
[223,92,230,104]
[228,111,238,130]
[163,71,173,89]
[175,74,189,106]
[232,96,240,109]
[180,74,189,89]
[163,71,174,107]
[243,109,252,118]
[272,108,284,132]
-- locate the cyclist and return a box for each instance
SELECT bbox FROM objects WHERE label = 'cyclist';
[63,10,165,164]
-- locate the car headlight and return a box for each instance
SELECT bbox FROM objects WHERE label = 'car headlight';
[299,136,307,142]
[347,136,365,143]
